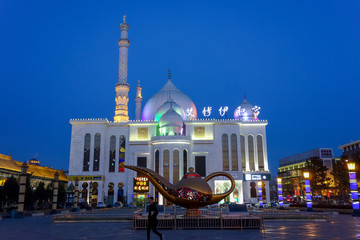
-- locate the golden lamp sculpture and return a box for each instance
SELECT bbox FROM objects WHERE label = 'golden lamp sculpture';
[125,165,235,209]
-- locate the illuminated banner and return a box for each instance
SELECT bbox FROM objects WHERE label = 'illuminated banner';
[133,177,149,193]
[243,173,270,181]
[68,175,104,181]
[186,105,261,119]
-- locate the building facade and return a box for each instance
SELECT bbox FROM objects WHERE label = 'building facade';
[68,16,271,207]
[339,139,360,158]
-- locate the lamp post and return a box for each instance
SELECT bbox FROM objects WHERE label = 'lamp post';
[303,171,312,212]
[51,171,59,214]
[347,162,360,216]
[277,178,284,209]
[258,181,263,208]
[16,162,29,218]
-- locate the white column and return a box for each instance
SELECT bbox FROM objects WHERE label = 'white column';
[263,131,269,171]
[228,136,232,171]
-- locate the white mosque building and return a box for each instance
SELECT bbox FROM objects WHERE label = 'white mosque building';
[68,16,271,207]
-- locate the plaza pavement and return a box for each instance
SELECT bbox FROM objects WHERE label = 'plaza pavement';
[1,209,360,239]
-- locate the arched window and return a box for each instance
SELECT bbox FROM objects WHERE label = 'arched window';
[231,134,238,171]
[163,149,170,180]
[222,134,229,171]
[155,150,159,173]
[93,133,101,171]
[109,136,116,172]
[183,149,188,175]
[173,149,180,184]
[240,135,246,171]
[83,133,91,171]
[257,135,264,171]
[119,135,126,172]
[248,135,255,171]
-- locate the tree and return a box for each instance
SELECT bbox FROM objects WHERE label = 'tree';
[305,156,331,201]
[24,176,36,210]
[4,176,19,206]
[57,182,67,207]
[0,186,6,210]
[332,157,349,202]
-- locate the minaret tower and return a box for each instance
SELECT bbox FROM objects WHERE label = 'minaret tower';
[135,80,142,120]
[114,15,130,122]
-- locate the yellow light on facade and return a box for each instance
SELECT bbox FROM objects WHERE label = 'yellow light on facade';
[303,172,310,179]
[277,178,282,184]
[347,162,356,171]
[257,181,262,186]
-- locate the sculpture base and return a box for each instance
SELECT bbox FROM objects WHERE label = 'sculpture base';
[185,209,200,217]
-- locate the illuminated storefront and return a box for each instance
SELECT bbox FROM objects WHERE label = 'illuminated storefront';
[133,177,149,207]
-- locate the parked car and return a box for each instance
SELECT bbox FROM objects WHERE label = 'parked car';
[113,202,122,208]
[97,202,105,208]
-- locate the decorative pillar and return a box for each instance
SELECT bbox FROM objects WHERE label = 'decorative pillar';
[347,162,360,216]
[73,178,79,211]
[16,162,29,218]
[114,14,130,122]
[51,171,59,214]
[303,172,313,212]
[277,177,284,209]
[135,80,142,120]
[258,181,263,208]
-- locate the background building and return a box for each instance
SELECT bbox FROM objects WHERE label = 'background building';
[339,139,360,158]
[0,154,68,187]
[278,148,334,202]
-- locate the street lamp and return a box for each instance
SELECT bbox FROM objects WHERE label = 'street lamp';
[277,178,284,209]
[258,181,263,208]
[303,171,313,212]
[347,162,360,216]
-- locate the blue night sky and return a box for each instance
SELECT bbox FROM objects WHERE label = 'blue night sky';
[1,1,359,175]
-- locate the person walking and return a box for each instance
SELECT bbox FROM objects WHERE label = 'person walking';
[147,197,163,240]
